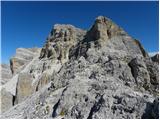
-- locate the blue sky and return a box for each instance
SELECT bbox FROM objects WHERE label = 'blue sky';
[1,1,159,64]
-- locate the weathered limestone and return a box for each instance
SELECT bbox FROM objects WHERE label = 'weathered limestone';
[128,56,150,90]
[39,24,86,64]
[0,88,13,113]
[35,73,51,92]
[0,64,12,85]
[14,73,34,104]
[1,16,158,119]
[10,48,40,74]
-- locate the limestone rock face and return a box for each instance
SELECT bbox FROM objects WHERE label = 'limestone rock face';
[1,16,159,119]
[0,64,12,85]
[35,73,51,92]
[87,16,125,42]
[145,58,159,94]
[39,24,86,63]
[128,56,150,90]
[10,48,41,74]
[14,73,34,104]
[0,88,13,113]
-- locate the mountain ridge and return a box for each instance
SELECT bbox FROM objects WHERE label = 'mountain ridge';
[0,16,159,119]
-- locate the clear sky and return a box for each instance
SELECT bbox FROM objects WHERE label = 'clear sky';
[1,1,159,64]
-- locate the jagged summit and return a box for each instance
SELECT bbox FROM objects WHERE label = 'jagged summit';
[88,16,126,40]
[0,16,159,119]
[39,22,86,63]
[39,16,146,63]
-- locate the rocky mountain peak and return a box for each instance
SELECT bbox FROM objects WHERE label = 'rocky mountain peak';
[39,24,86,63]
[1,16,159,119]
[87,16,126,43]
[49,24,77,39]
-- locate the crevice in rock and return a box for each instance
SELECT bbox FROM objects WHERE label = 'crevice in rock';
[13,79,19,105]
[128,62,137,85]
[87,95,105,119]
[10,59,14,74]
[35,84,39,91]
[128,63,135,78]
[52,87,68,118]
[12,95,16,106]
[52,99,61,118]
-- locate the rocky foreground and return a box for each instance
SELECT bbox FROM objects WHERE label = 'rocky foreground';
[0,16,159,119]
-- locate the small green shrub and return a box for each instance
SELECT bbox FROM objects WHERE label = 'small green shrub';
[60,108,67,116]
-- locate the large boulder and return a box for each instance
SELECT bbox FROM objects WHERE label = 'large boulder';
[128,56,150,90]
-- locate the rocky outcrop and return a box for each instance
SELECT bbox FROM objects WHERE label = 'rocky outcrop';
[0,47,42,113]
[151,53,159,63]
[14,73,34,104]
[1,16,159,119]
[145,58,159,95]
[10,48,40,74]
[128,56,150,90]
[142,97,159,119]
[134,39,149,58]
[35,73,51,92]
[86,16,126,42]
[39,24,86,63]
[152,98,159,119]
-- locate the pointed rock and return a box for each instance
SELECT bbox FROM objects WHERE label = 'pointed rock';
[87,16,126,42]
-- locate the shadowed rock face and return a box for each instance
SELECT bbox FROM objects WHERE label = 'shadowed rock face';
[151,54,159,63]
[1,16,159,119]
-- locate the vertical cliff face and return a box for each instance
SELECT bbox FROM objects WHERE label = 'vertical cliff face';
[0,16,159,119]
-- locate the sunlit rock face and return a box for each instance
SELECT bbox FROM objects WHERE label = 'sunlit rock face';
[39,24,86,64]
[1,16,159,119]
[0,64,12,85]
[10,48,41,74]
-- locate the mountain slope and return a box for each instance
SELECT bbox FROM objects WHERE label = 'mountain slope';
[0,16,159,119]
